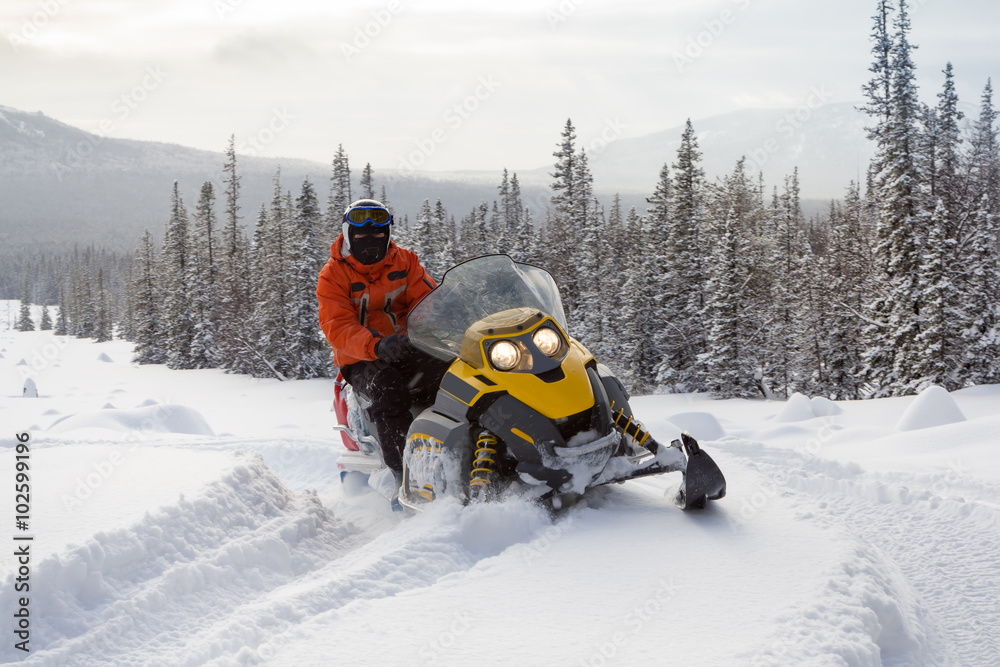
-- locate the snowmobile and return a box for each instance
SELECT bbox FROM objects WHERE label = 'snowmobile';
[333,254,726,511]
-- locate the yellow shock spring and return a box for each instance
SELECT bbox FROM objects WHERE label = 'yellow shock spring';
[470,432,499,488]
[610,401,652,448]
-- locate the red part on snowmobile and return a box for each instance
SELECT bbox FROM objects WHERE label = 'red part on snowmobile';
[333,371,360,452]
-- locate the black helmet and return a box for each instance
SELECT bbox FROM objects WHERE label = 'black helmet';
[343,199,392,264]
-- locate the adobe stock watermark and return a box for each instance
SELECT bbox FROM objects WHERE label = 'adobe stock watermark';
[546,0,585,29]
[585,117,627,157]
[673,0,753,73]
[579,578,679,666]
[396,75,502,175]
[49,66,169,182]
[419,611,473,663]
[237,107,295,157]
[59,404,175,512]
[213,0,246,20]
[6,0,72,53]
[15,335,70,382]
[748,84,834,170]
[340,0,403,62]
[516,513,576,564]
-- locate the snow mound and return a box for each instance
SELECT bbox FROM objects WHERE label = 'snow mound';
[896,385,966,432]
[811,396,843,417]
[16,358,27,366]
[96,352,113,362]
[773,392,816,422]
[0,454,352,664]
[668,411,726,441]
[48,404,215,436]
[102,402,116,409]
[136,398,160,407]
[23,378,38,397]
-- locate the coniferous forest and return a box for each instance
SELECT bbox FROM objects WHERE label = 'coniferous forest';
[7,0,998,400]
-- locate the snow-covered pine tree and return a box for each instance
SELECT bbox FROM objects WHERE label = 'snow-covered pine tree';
[287,179,330,379]
[616,206,658,392]
[253,171,294,379]
[74,270,96,339]
[860,0,895,185]
[655,120,708,391]
[360,163,375,199]
[431,199,455,278]
[40,305,52,331]
[411,199,435,272]
[576,196,606,357]
[599,194,626,365]
[15,279,34,331]
[162,181,194,368]
[702,208,756,398]
[957,82,1000,384]
[188,181,220,369]
[132,229,167,364]
[54,284,69,335]
[824,183,871,399]
[645,162,674,384]
[767,170,808,398]
[547,120,582,318]
[701,159,769,397]
[931,63,964,238]
[93,268,113,342]
[508,173,535,263]
[862,0,926,396]
[911,200,962,390]
[326,145,353,245]
[965,80,1000,216]
[217,137,256,375]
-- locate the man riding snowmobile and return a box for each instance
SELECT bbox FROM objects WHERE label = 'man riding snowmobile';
[316,199,449,501]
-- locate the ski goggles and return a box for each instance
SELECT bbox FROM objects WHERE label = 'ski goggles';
[345,206,392,226]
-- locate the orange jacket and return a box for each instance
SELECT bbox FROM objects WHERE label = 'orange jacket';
[317,235,436,368]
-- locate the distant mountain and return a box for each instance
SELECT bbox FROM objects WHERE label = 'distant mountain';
[0,105,551,251]
[0,104,870,250]
[516,102,875,201]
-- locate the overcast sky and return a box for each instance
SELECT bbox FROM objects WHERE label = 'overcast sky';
[1,0,997,174]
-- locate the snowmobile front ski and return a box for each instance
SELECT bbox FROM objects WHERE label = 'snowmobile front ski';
[676,432,727,510]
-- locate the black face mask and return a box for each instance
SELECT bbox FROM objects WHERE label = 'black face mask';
[349,226,390,265]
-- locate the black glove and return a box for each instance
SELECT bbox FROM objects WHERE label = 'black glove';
[375,333,415,363]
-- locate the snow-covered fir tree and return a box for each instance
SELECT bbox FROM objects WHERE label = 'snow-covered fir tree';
[162,181,194,369]
[188,181,220,369]
[15,279,34,331]
[217,137,256,375]
[912,200,962,390]
[287,179,330,379]
[656,120,707,392]
[862,0,926,396]
[360,163,375,199]
[132,230,167,364]
[93,267,113,342]
[54,284,69,336]
[326,144,352,245]
[40,305,52,331]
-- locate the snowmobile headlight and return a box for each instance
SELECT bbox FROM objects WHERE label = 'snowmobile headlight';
[489,340,521,371]
[532,326,562,357]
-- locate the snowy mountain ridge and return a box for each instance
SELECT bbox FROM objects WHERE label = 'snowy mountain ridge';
[1,103,862,250]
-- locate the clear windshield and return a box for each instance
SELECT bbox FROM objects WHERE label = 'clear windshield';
[406,255,568,362]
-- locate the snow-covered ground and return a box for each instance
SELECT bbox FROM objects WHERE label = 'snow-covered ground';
[1,304,999,666]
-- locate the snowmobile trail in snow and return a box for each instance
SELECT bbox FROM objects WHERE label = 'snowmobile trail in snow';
[722,438,1000,666]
